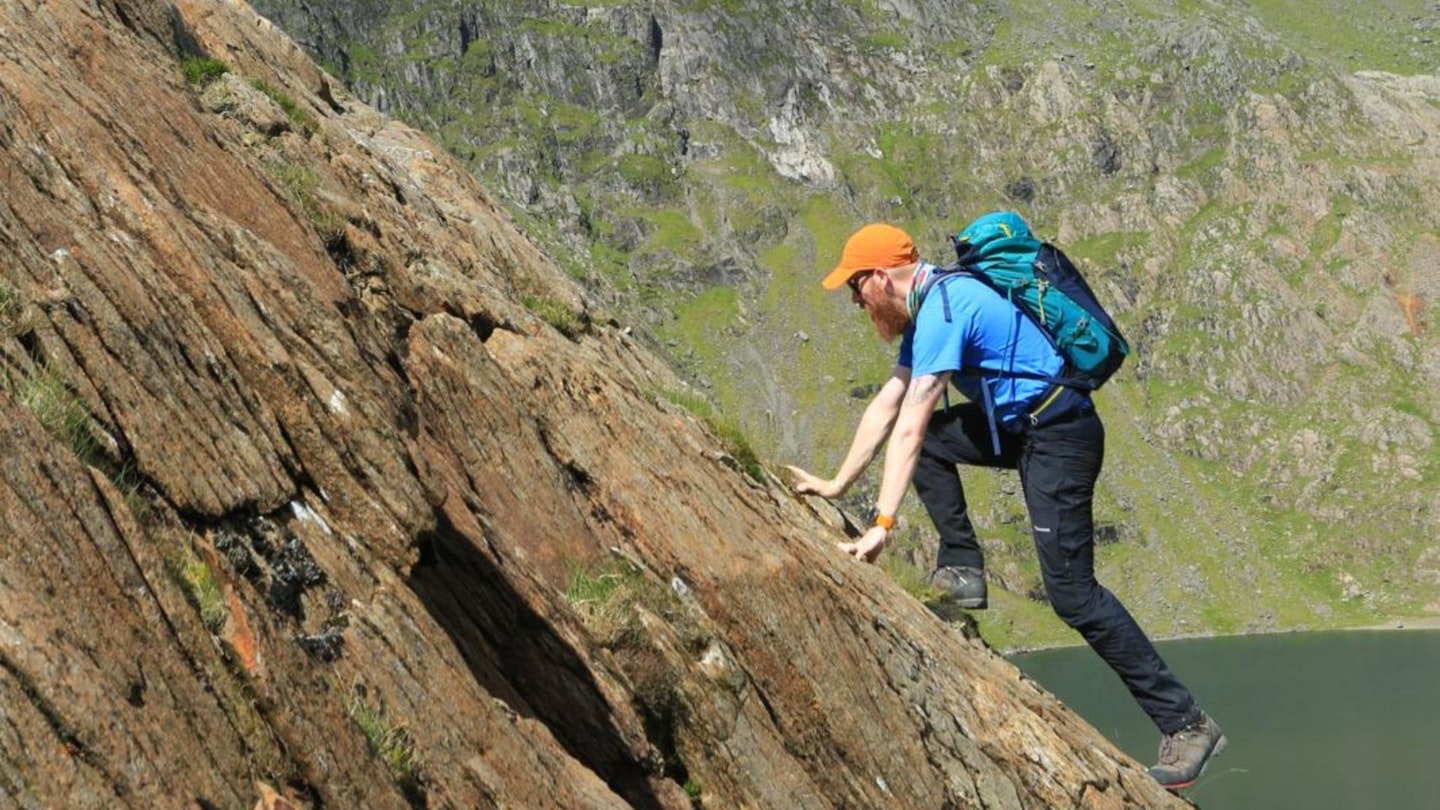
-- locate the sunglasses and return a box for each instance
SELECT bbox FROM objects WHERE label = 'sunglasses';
[847,270,877,295]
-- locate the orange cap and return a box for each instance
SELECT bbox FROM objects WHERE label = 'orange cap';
[822,223,918,290]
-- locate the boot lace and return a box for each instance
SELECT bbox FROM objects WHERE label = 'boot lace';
[1157,716,1206,767]
[1157,733,1180,765]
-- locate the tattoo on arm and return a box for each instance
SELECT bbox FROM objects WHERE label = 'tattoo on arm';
[904,374,946,406]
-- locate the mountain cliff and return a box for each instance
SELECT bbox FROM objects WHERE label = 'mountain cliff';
[0,0,1195,806]
[247,0,1440,646]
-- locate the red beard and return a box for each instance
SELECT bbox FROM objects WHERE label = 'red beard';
[867,294,911,342]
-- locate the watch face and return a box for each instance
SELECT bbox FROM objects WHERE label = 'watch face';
[864,506,879,525]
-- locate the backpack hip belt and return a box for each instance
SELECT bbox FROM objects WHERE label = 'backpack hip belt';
[1024,383,1067,427]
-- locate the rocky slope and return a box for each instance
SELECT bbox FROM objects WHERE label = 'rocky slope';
[0,0,1196,806]
[248,0,1440,646]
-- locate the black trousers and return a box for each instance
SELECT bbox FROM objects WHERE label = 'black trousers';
[912,399,1200,734]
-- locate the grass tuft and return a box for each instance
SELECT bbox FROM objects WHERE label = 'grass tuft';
[658,387,767,484]
[14,367,98,464]
[181,555,228,633]
[7,361,156,521]
[250,79,318,138]
[0,283,19,330]
[567,560,671,645]
[266,160,349,250]
[0,282,36,338]
[345,682,423,795]
[521,294,585,338]
[564,557,701,788]
[179,56,229,88]
[709,418,766,484]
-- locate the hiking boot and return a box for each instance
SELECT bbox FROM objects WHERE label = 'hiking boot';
[1148,712,1227,789]
[927,565,987,609]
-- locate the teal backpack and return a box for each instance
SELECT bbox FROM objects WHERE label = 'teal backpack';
[944,211,1130,390]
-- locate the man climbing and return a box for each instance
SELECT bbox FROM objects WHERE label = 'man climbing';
[785,220,1226,789]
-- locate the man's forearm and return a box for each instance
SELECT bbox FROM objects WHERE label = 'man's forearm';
[873,413,925,518]
[873,373,948,517]
[828,374,908,491]
[830,402,896,490]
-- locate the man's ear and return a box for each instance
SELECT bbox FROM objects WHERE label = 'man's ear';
[880,265,911,294]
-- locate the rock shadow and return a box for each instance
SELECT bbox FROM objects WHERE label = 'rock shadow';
[407,511,667,810]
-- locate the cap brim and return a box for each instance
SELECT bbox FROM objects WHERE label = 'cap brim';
[821,264,862,291]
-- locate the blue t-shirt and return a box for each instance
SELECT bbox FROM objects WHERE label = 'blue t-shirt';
[898,268,1064,427]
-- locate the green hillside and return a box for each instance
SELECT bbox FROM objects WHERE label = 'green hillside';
[252,0,1440,648]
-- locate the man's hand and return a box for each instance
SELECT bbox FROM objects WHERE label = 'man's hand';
[784,465,845,499]
[838,525,889,563]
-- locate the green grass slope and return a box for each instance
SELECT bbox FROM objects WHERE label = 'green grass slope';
[251,0,1440,648]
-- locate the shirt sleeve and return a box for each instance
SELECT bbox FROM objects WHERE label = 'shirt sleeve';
[905,275,1066,422]
[910,279,977,379]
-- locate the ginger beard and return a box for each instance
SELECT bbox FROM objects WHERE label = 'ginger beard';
[863,284,911,343]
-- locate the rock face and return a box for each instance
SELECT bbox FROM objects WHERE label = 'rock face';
[0,1,1201,808]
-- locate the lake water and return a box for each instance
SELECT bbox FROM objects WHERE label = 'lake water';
[1011,629,1440,809]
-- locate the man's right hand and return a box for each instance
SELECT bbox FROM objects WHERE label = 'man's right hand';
[838,524,890,563]
[784,465,844,499]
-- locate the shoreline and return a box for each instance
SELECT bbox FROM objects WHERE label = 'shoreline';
[1001,614,1440,656]
[1355,615,1440,631]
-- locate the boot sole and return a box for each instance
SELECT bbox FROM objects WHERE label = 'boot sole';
[934,594,987,609]
[1156,733,1228,790]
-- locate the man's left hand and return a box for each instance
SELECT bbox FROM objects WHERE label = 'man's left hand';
[838,525,889,563]
[784,465,844,499]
